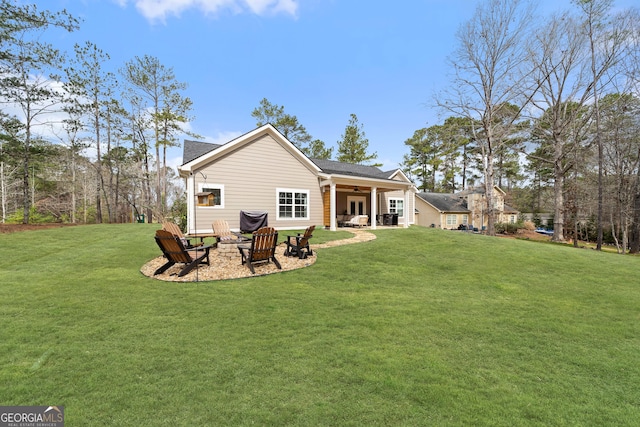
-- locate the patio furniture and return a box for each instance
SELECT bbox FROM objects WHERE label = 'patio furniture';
[238,226,282,274]
[284,225,315,259]
[162,221,202,248]
[240,210,268,233]
[337,214,353,227]
[382,213,399,226]
[154,230,212,277]
[212,219,250,243]
[348,215,368,228]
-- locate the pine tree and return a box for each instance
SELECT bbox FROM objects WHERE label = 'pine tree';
[336,114,379,165]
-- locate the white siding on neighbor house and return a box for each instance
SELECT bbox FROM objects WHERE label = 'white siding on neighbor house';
[192,134,323,232]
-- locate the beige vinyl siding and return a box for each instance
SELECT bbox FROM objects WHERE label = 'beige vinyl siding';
[379,189,414,226]
[193,134,322,231]
[414,197,442,227]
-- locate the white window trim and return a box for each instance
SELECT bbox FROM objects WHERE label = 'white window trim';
[446,214,457,226]
[276,188,310,220]
[388,197,405,218]
[198,183,224,209]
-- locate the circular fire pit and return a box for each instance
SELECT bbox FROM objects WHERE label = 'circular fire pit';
[216,239,246,258]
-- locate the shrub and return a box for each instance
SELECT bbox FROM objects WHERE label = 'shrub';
[495,221,525,234]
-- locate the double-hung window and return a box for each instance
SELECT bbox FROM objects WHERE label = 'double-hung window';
[277,189,309,220]
[446,214,457,226]
[389,198,404,217]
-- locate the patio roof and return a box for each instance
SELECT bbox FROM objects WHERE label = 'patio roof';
[310,158,392,180]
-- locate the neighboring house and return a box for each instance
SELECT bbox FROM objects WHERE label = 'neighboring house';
[415,186,519,230]
[177,124,416,233]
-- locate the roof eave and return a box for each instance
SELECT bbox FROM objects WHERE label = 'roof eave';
[178,124,321,176]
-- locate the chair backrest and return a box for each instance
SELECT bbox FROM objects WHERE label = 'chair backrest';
[162,221,185,238]
[298,225,315,246]
[155,229,193,263]
[249,227,278,263]
[212,219,235,240]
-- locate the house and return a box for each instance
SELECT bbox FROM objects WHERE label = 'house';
[177,124,416,233]
[415,186,519,230]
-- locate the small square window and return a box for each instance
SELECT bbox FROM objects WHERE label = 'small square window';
[197,187,222,207]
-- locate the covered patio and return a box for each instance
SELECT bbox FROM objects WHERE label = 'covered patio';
[320,180,414,231]
[312,158,415,231]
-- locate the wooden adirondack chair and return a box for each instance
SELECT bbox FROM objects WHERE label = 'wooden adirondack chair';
[283,225,315,259]
[154,229,212,277]
[238,226,282,274]
[162,221,202,248]
[212,219,249,243]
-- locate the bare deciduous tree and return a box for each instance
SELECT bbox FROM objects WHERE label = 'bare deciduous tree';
[437,0,536,235]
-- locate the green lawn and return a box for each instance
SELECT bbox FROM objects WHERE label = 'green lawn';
[1,224,639,426]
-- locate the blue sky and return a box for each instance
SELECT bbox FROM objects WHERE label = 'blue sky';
[45,0,637,172]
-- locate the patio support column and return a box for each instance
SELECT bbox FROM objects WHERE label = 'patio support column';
[330,183,337,231]
[403,189,410,228]
[371,187,377,230]
[187,174,195,234]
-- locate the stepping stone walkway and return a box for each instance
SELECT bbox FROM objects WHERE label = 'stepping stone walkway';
[314,229,376,248]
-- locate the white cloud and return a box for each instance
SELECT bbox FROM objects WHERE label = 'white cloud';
[203,130,242,145]
[118,0,298,23]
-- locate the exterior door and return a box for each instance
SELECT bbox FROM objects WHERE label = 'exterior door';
[347,196,366,215]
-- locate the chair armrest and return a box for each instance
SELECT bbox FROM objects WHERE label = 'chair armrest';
[186,244,213,252]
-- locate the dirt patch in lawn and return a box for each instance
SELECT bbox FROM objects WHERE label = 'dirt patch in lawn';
[498,229,552,241]
[0,223,78,234]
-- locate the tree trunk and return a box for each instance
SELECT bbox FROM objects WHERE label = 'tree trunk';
[71,151,76,223]
[22,129,30,224]
[630,168,640,253]
[1,161,6,223]
[552,162,565,242]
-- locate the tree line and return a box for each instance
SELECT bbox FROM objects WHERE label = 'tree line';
[0,1,197,225]
[411,0,639,253]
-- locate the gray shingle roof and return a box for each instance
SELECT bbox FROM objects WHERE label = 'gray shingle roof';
[310,158,391,179]
[417,192,470,212]
[182,139,400,181]
[504,204,519,213]
[182,140,221,165]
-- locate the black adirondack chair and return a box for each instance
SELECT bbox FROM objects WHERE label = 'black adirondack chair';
[283,225,315,259]
[154,229,212,277]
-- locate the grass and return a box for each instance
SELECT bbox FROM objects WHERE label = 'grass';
[1,224,639,426]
